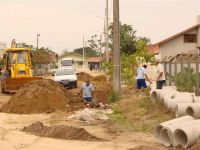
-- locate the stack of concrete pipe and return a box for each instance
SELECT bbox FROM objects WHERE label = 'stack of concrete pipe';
[150,87,200,118]
[155,116,200,148]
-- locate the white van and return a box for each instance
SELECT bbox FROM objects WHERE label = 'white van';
[60,58,75,69]
[54,68,77,88]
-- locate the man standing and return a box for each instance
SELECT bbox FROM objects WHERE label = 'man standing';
[136,65,152,93]
[155,59,166,89]
[80,80,94,103]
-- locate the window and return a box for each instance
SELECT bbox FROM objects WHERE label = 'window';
[184,34,197,43]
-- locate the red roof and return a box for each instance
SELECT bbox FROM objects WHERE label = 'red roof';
[147,44,159,54]
[88,57,102,63]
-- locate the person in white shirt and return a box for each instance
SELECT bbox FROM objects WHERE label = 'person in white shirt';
[155,59,166,89]
[136,65,152,93]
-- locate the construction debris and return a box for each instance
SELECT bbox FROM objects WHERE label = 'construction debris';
[67,108,113,122]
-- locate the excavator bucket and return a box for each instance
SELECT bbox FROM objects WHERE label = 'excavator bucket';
[1,77,42,93]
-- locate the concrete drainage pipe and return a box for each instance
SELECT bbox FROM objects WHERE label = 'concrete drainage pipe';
[185,103,200,119]
[150,90,161,101]
[160,120,200,147]
[167,96,193,111]
[173,124,200,148]
[154,116,194,143]
[176,103,196,117]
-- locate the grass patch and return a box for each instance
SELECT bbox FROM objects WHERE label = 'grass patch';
[108,90,121,104]
[110,95,175,133]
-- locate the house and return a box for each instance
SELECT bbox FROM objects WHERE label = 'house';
[149,16,200,61]
[88,57,102,70]
[58,52,88,69]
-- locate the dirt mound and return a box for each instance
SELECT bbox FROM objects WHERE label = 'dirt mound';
[22,121,102,141]
[128,146,161,150]
[1,80,69,114]
[77,72,92,81]
[93,82,112,104]
[190,142,200,150]
[168,142,200,150]
[91,75,107,82]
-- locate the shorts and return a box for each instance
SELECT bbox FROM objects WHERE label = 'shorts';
[137,79,147,89]
[83,97,92,103]
[156,80,165,89]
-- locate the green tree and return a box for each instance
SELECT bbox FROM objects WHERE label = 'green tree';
[16,42,57,67]
[108,23,151,55]
[73,47,98,57]
[87,34,102,56]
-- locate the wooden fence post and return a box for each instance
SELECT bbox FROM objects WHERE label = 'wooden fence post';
[164,62,167,86]
[169,62,172,86]
[196,62,200,96]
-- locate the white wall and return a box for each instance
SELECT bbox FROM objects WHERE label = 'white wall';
[160,28,198,60]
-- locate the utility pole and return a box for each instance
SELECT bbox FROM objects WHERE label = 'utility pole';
[83,35,85,69]
[113,0,121,92]
[36,34,40,50]
[99,34,102,70]
[105,0,109,63]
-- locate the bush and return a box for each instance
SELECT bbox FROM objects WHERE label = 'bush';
[108,90,121,103]
[174,68,200,92]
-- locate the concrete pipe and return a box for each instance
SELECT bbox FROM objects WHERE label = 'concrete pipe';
[150,90,161,101]
[160,120,200,147]
[167,95,193,111]
[173,124,200,148]
[150,86,176,102]
[176,103,191,117]
[159,91,176,103]
[154,116,194,143]
[193,96,200,103]
[186,103,200,119]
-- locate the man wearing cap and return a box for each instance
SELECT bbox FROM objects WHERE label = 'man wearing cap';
[80,80,94,103]
[155,59,166,89]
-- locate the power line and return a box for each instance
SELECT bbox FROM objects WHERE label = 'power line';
[0,10,102,21]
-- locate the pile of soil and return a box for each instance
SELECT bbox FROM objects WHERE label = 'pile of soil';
[77,72,92,81]
[168,142,200,150]
[1,80,69,114]
[22,121,102,141]
[127,146,161,150]
[66,89,86,112]
[91,75,107,82]
[93,82,112,104]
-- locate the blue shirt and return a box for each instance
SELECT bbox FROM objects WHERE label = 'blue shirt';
[136,67,146,79]
[81,83,94,98]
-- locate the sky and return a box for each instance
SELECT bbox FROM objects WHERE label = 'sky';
[0,0,200,54]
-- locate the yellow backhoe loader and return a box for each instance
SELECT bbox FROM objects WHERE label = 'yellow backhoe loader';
[1,40,42,93]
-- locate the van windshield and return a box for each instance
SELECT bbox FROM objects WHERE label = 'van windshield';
[56,69,75,76]
[61,60,73,66]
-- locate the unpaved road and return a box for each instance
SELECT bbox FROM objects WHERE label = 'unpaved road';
[0,77,166,150]
[0,110,166,150]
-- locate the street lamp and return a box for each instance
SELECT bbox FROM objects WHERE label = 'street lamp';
[36,34,40,50]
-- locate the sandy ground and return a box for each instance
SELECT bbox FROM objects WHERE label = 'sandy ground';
[0,71,166,150]
[0,93,166,150]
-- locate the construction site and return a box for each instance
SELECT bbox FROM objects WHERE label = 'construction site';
[1,0,200,150]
